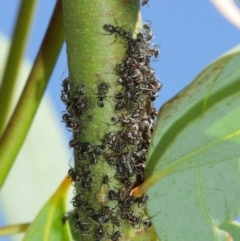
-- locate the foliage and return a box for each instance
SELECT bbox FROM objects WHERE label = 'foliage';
[0,1,240,241]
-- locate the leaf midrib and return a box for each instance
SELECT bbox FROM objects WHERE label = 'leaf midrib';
[147,59,240,179]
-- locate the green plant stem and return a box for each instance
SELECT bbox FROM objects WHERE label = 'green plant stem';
[0,223,30,236]
[61,1,159,241]
[62,0,141,144]
[0,0,64,188]
[0,0,37,135]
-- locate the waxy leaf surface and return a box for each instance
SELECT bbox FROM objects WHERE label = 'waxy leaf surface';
[146,45,240,241]
[23,177,72,241]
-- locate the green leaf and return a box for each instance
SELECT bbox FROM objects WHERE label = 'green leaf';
[23,177,72,241]
[134,44,240,193]
[220,221,240,241]
[139,44,240,241]
[0,0,64,188]
[147,161,240,241]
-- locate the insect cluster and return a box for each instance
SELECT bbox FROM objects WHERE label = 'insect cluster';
[61,9,160,241]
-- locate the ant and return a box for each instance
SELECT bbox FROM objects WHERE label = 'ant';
[101,174,112,187]
[68,167,80,182]
[109,231,122,241]
[95,225,105,241]
[108,189,118,201]
[97,81,109,107]
[118,187,128,202]
[75,220,91,233]
[134,194,148,207]
[143,23,154,41]
[103,24,132,41]
[125,212,142,227]
[88,152,98,164]
[119,196,135,211]
[141,0,149,6]
[142,220,152,232]
[72,193,84,208]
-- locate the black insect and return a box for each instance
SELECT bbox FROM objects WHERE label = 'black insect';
[103,132,117,146]
[84,163,91,174]
[115,92,124,100]
[75,220,90,233]
[142,0,149,6]
[143,220,152,231]
[118,188,127,201]
[126,212,142,227]
[92,213,110,224]
[136,32,144,43]
[76,97,90,114]
[147,45,160,59]
[108,189,118,201]
[101,206,112,216]
[97,82,109,107]
[77,84,85,95]
[88,206,111,224]
[61,77,70,88]
[68,167,75,177]
[82,172,93,190]
[95,225,105,241]
[88,152,98,164]
[101,175,111,187]
[65,118,79,130]
[81,142,95,153]
[143,23,154,41]
[135,194,148,207]
[97,95,104,107]
[103,151,116,166]
[72,193,83,208]
[110,231,122,241]
[95,144,106,155]
[115,162,124,174]
[62,113,70,123]
[103,24,118,34]
[135,167,145,183]
[119,177,133,188]
[103,24,132,41]
[98,82,109,94]
[115,100,125,111]
[83,203,99,218]
[117,154,134,175]
[111,215,121,228]
[61,93,71,106]
[119,196,135,211]
[69,139,75,148]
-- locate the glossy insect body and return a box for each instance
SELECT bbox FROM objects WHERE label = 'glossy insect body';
[75,220,90,233]
[108,189,118,201]
[101,175,111,187]
[110,231,122,241]
[141,0,149,6]
[103,24,132,41]
[61,77,70,88]
[143,23,154,41]
[97,81,109,107]
[95,225,105,241]
[135,194,148,207]
[72,193,83,208]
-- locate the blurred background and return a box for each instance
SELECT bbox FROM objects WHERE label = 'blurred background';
[0,0,239,240]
